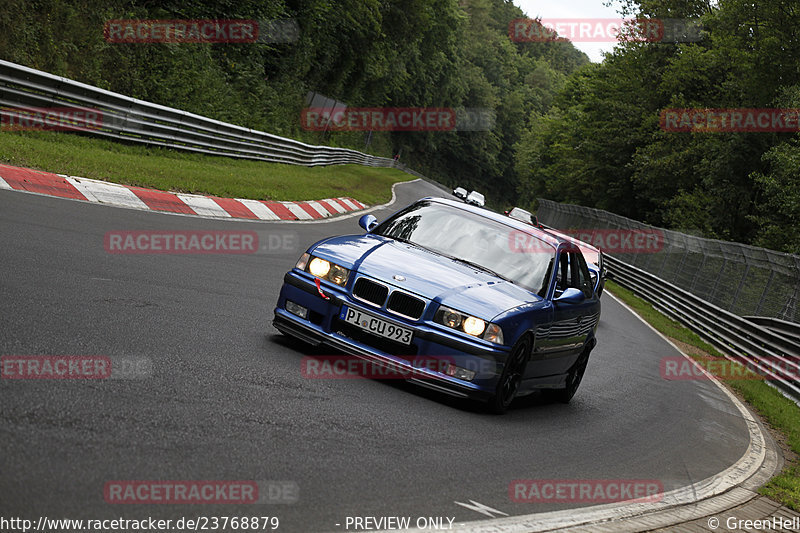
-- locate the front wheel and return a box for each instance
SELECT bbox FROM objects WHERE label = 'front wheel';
[487,335,531,414]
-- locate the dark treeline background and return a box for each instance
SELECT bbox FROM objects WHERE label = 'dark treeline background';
[515,0,800,254]
[0,0,586,207]
[1,0,798,253]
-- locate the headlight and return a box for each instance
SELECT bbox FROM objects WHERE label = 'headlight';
[302,254,350,287]
[441,308,462,328]
[329,264,348,285]
[463,316,486,336]
[308,257,331,278]
[434,306,504,344]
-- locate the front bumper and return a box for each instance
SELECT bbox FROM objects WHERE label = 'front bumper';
[273,270,511,400]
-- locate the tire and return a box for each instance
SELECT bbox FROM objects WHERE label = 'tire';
[487,335,531,414]
[548,343,592,404]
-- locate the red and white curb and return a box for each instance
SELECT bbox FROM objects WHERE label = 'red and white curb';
[0,163,367,221]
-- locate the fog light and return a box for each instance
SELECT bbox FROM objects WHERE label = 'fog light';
[285,300,308,319]
[446,364,476,382]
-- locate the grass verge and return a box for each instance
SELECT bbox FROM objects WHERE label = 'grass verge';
[605,280,800,511]
[0,131,413,205]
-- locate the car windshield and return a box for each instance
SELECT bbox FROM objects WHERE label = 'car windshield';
[581,249,599,266]
[374,201,555,296]
[509,208,532,224]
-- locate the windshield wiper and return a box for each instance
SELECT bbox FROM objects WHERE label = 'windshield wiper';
[391,235,437,254]
[446,255,515,284]
[389,237,515,284]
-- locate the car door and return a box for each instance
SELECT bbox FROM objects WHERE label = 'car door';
[538,247,598,375]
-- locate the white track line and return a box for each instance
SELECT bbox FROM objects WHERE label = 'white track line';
[374,291,770,533]
[0,177,11,190]
[236,198,281,221]
[306,201,330,218]
[64,177,149,210]
[175,194,231,218]
[338,197,359,211]
[325,199,347,213]
[282,202,313,220]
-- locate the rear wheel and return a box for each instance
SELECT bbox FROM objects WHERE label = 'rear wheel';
[548,344,592,404]
[488,335,531,414]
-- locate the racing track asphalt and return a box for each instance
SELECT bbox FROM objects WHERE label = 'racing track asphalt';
[0,180,754,532]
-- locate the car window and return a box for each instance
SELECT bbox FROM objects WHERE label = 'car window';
[572,251,593,297]
[554,250,593,298]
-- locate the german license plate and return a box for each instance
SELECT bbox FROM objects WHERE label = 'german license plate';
[340,306,413,345]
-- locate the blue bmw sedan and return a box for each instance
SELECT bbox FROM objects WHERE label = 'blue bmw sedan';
[274,197,601,413]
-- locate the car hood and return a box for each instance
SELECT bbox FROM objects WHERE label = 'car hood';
[311,234,543,319]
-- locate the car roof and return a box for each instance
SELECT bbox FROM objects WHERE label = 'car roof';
[541,227,600,254]
[422,197,570,250]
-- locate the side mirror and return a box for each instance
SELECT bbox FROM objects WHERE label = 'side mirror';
[359,214,378,232]
[554,287,585,304]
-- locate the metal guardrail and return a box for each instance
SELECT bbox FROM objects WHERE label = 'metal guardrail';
[537,198,800,324]
[0,59,399,169]
[605,254,800,402]
[744,316,800,345]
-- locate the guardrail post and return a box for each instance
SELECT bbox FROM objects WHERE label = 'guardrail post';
[708,258,728,302]
[690,254,707,292]
[754,270,775,316]
[673,249,689,284]
[782,287,799,323]
[729,265,751,314]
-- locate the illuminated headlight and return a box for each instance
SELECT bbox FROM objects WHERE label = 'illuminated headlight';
[301,254,350,286]
[434,306,504,344]
[308,257,331,278]
[463,316,485,336]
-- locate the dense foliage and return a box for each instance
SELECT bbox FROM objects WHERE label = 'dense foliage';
[3,0,798,253]
[0,0,586,206]
[514,0,800,253]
